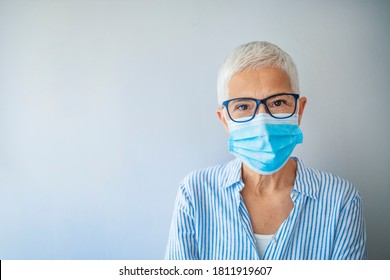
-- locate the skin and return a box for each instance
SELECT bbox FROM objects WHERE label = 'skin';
[216,67,307,234]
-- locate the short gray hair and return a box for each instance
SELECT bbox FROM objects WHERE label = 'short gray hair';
[217,41,300,106]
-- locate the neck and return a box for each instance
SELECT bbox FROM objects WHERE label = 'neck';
[241,158,297,195]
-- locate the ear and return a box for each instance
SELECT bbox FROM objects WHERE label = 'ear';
[297,97,307,125]
[216,108,230,133]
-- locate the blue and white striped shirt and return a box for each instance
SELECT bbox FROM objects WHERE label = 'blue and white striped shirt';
[165,157,367,260]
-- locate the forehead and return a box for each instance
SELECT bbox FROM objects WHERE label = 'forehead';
[228,67,292,99]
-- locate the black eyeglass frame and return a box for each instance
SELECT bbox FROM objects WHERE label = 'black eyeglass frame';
[222,93,300,123]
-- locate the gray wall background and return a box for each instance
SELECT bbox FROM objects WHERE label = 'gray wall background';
[0,0,389,259]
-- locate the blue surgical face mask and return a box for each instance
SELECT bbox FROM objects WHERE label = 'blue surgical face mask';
[227,113,303,175]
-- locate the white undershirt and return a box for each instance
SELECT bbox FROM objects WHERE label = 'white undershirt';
[254,233,274,258]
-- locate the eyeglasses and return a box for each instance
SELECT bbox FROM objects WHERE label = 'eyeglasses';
[222,93,300,123]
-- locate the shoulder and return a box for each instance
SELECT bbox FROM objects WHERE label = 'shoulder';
[296,158,362,207]
[180,158,241,196]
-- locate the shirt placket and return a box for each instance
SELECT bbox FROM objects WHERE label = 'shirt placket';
[263,189,303,259]
[234,182,260,260]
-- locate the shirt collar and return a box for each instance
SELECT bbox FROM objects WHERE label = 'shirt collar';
[293,157,320,199]
[221,157,320,199]
[221,158,243,189]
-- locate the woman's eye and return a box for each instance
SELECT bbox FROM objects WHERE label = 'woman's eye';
[272,99,286,107]
[237,104,249,111]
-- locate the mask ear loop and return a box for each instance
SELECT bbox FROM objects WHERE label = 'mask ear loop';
[222,107,230,122]
[222,107,237,131]
[295,97,301,125]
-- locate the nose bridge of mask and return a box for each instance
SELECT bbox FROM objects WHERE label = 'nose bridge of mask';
[227,113,299,131]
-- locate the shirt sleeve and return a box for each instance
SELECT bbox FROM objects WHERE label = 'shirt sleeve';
[164,183,199,260]
[331,193,367,259]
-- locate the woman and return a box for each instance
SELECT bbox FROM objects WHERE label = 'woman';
[165,41,367,260]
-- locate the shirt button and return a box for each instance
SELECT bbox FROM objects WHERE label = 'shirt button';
[272,237,277,244]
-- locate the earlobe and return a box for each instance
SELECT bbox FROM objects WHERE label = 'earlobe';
[216,108,230,133]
